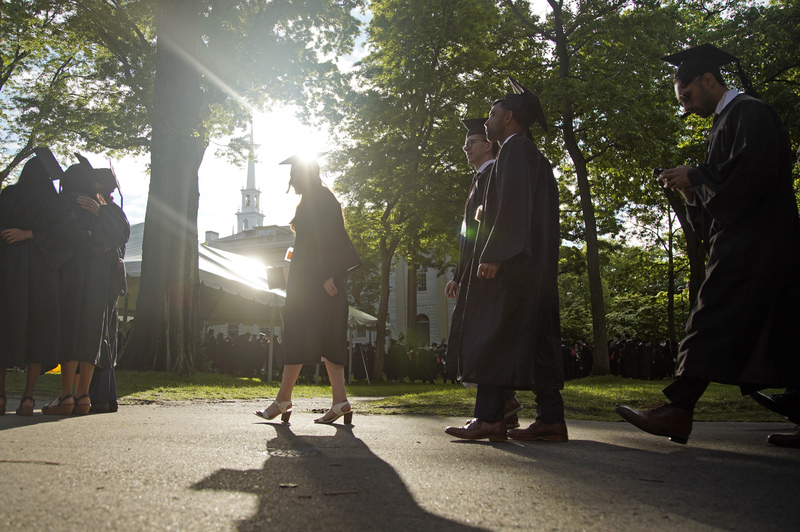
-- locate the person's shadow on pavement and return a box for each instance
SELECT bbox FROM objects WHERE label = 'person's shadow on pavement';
[193,422,484,532]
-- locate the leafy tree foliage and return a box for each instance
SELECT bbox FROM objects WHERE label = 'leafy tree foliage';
[0,0,155,184]
[329,0,503,379]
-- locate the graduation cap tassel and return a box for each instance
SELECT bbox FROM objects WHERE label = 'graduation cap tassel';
[735,61,759,98]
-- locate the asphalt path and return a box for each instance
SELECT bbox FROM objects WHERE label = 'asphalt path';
[1,398,799,531]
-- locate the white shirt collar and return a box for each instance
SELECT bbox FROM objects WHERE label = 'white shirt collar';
[715,89,740,115]
[502,133,519,145]
[477,159,494,173]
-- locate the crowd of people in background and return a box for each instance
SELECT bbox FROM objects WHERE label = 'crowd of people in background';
[201,330,683,385]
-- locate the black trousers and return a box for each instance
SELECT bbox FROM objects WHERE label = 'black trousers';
[474,384,564,424]
[663,376,709,410]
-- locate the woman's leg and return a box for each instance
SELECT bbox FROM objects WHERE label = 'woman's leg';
[58,361,78,403]
[21,363,41,403]
[275,364,302,402]
[258,364,302,419]
[316,358,351,422]
[324,359,348,406]
[75,362,95,403]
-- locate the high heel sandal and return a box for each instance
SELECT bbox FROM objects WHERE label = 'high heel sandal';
[15,396,34,416]
[254,400,292,423]
[42,394,75,416]
[314,401,353,425]
[72,394,92,416]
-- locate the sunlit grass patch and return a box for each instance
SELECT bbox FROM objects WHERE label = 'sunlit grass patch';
[3,371,786,422]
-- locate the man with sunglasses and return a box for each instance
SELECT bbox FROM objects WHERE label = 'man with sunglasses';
[616,44,800,445]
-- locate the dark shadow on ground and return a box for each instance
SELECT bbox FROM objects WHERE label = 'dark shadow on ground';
[193,422,484,531]
[492,432,800,530]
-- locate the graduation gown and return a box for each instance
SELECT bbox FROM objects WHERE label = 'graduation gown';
[677,94,800,389]
[0,164,87,369]
[279,187,361,367]
[449,134,563,389]
[59,196,130,365]
[447,162,492,381]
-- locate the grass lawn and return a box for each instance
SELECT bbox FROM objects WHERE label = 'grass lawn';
[4,370,787,422]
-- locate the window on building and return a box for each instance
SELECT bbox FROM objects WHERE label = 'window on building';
[243,219,248,230]
[245,194,251,207]
[416,268,427,292]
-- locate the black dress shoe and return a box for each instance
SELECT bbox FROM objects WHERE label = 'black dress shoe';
[749,391,800,425]
[616,403,693,444]
[445,419,507,441]
[767,428,800,448]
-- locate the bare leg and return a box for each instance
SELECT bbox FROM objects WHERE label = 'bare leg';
[73,362,95,414]
[58,361,78,405]
[324,359,348,405]
[75,362,95,402]
[275,364,302,402]
[22,363,41,404]
[317,358,350,422]
[260,364,302,419]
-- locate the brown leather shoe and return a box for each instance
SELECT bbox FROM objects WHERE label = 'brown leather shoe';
[445,418,507,441]
[505,413,520,429]
[507,420,568,442]
[504,396,523,417]
[616,403,692,444]
[767,428,800,448]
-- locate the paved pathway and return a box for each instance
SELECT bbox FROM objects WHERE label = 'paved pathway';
[1,399,799,531]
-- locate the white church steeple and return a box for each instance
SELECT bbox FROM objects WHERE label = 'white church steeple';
[236,122,264,232]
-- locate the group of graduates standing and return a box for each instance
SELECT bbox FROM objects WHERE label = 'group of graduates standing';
[0,148,129,416]
[384,339,444,384]
[607,336,677,381]
[202,330,276,377]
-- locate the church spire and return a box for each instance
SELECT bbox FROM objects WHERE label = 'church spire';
[245,120,256,190]
[237,118,264,232]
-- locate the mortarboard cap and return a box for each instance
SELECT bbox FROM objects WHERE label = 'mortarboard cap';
[662,43,737,80]
[279,153,326,166]
[503,77,548,132]
[73,152,93,168]
[33,147,64,181]
[461,118,488,138]
[662,43,757,97]
[279,152,326,193]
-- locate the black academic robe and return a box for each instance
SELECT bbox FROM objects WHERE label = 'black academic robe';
[677,94,800,389]
[278,187,361,367]
[447,162,492,382]
[0,170,86,369]
[59,196,130,365]
[449,134,563,389]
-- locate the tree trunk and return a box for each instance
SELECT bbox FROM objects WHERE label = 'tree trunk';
[372,235,398,382]
[552,2,609,375]
[121,0,204,373]
[406,259,418,348]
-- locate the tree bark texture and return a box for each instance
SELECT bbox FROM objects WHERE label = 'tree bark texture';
[122,0,203,373]
[371,236,397,382]
[552,2,609,374]
[405,259,418,348]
